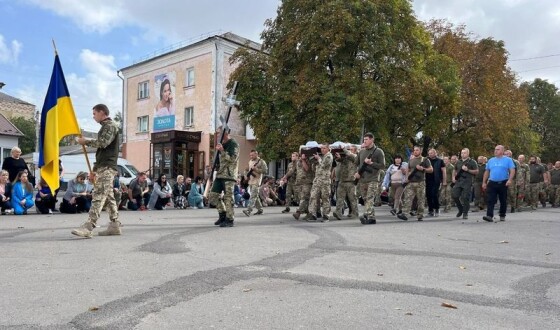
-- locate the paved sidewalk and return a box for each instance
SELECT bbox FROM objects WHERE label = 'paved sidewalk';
[0,205,559,329]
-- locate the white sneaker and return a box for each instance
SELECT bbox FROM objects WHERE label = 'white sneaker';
[48,209,53,214]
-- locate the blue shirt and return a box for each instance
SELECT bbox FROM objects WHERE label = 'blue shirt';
[486,156,515,182]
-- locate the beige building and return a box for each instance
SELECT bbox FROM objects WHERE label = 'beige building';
[119,32,260,181]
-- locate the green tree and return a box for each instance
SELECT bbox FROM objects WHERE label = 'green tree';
[521,78,560,162]
[11,116,37,154]
[426,20,534,157]
[230,0,460,160]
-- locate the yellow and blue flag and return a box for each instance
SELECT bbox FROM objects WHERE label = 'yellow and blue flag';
[38,54,81,193]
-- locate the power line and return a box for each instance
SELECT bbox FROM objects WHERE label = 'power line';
[510,53,560,62]
[517,65,560,73]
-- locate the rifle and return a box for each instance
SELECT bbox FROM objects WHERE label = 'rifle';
[402,168,418,188]
[354,147,377,185]
[402,157,425,188]
[203,81,240,198]
[246,158,260,180]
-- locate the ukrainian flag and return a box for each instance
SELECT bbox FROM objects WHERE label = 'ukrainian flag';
[38,54,81,193]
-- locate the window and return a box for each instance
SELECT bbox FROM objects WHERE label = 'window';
[185,67,195,87]
[137,115,149,132]
[184,107,194,127]
[138,81,149,99]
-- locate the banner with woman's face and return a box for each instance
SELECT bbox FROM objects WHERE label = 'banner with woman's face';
[153,72,176,131]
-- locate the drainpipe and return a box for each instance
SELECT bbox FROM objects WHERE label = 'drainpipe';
[117,70,125,156]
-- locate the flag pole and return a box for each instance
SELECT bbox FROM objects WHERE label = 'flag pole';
[51,39,93,175]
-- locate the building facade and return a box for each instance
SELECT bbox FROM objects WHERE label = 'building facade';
[119,32,260,181]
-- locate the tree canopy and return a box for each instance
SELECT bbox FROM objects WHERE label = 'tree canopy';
[11,116,36,154]
[230,1,551,160]
[521,78,560,162]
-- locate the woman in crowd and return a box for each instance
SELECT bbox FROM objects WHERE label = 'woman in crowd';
[0,170,13,214]
[172,175,189,209]
[148,173,172,210]
[188,176,205,209]
[382,154,408,216]
[11,170,34,215]
[35,178,56,214]
[2,146,32,184]
[60,172,92,214]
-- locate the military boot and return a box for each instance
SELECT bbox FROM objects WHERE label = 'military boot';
[71,221,96,238]
[98,221,122,236]
[214,212,226,226]
[219,218,234,227]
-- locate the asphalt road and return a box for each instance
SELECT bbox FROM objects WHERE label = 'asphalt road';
[0,204,559,329]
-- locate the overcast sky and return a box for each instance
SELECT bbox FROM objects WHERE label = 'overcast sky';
[1,0,558,131]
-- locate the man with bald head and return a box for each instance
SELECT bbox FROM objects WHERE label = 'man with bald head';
[482,145,515,222]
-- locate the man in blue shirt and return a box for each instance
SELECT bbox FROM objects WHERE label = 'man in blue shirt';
[482,145,515,222]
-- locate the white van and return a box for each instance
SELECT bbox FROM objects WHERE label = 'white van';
[60,153,151,187]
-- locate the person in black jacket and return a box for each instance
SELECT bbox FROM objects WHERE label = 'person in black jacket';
[2,147,32,184]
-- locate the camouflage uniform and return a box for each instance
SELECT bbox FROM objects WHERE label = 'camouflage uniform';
[527,163,544,209]
[71,116,120,238]
[375,169,386,206]
[452,158,478,217]
[440,163,454,212]
[539,164,549,207]
[308,152,333,219]
[334,150,358,219]
[472,163,486,211]
[244,157,268,215]
[294,158,314,218]
[507,159,520,212]
[209,138,239,223]
[515,162,530,211]
[357,145,385,222]
[549,168,560,207]
[284,160,298,207]
[402,156,431,219]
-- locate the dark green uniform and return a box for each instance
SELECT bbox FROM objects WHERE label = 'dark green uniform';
[452,158,478,217]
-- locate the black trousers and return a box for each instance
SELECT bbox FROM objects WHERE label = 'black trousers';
[426,180,441,212]
[486,180,508,218]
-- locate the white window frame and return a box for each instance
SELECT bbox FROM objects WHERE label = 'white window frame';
[184,107,194,127]
[137,115,149,133]
[138,81,149,99]
[185,67,195,87]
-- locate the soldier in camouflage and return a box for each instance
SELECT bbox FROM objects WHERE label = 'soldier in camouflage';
[516,155,530,212]
[210,127,239,227]
[333,145,358,220]
[504,150,520,213]
[242,150,268,217]
[527,155,545,210]
[280,152,299,213]
[306,143,333,222]
[549,161,560,208]
[537,157,550,207]
[471,156,486,212]
[355,133,385,224]
[292,152,314,220]
[71,104,121,238]
[439,155,455,212]
[398,146,432,221]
